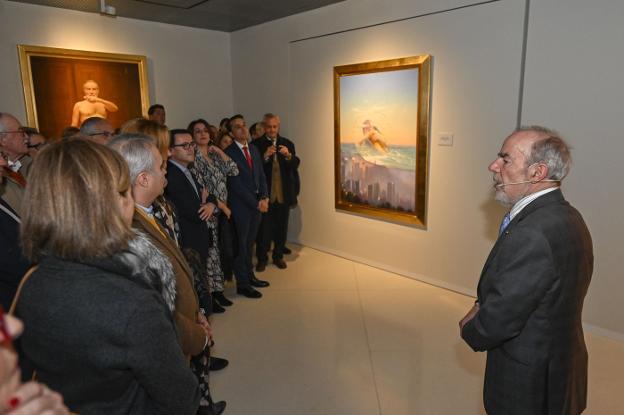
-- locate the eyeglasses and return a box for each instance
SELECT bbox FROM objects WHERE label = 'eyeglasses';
[88,131,113,138]
[171,141,197,150]
[1,130,27,136]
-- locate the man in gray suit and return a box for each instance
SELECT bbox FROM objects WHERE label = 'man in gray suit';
[460,126,593,414]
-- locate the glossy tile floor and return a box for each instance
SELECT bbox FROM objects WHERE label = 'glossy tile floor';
[210,245,624,415]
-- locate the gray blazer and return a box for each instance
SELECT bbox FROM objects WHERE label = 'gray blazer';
[462,189,593,415]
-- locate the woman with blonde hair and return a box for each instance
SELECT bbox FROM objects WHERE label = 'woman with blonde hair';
[15,140,199,414]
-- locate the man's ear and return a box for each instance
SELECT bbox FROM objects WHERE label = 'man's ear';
[136,171,149,187]
[530,162,550,182]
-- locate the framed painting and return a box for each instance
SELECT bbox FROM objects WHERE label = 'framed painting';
[334,55,431,227]
[17,45,150,139]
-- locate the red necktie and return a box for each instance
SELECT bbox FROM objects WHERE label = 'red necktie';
[2,166,27,187]
[242,145,253,169]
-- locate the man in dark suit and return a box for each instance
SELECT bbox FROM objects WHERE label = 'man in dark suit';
[460,126,593,415]
[225,115,269,298]
[252,113,300,271]
[165,129,217,264]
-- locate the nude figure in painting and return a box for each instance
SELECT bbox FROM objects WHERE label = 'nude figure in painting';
[71,80,119,127]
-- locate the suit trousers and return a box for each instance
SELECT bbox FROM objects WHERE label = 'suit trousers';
[218,214,236,281]
[256,201,290,262]
[232,208,261,288]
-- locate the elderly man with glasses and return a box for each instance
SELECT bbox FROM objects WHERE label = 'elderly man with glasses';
[0,112,31,214]
[79,116,115,145]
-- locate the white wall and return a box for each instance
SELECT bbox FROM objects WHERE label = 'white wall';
[521,0,624,337]
[231,0,624,338]
[232,1,526,294]
[0,0,233,128]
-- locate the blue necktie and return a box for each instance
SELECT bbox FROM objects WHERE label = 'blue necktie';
[499,212,511,236]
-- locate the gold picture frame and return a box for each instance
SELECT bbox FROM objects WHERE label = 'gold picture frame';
[18,45,150,139]
[334,55,431,227]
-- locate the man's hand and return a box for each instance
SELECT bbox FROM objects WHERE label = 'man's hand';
[258,198,269,213]
[459,303,479,334]
[278,145,291,159]
[198,202,216,221]
[197,312,213,342]
[264,146,277,160]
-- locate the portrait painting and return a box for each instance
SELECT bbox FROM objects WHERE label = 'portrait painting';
[334,55,431,227]
[18,45,150,139]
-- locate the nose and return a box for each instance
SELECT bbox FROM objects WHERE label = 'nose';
[488,158,500,173]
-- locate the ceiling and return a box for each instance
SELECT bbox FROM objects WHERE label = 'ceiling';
[9,0,346,32]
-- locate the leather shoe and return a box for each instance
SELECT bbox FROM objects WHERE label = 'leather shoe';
[197,401,226,415]
[236,286,262,298]
[212,291,233,307]
[283,246,292,255]
[273,258,287,269]
[255,261,267,272]
[209,356,229,371]
[212,301,225,314]
[250,276,270,287]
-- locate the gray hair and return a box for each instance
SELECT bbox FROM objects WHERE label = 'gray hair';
[516,125,572,181]
[108,133,157,185]
[80,117,110,135]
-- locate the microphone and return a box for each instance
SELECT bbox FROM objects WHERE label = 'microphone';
[495,179,560,188]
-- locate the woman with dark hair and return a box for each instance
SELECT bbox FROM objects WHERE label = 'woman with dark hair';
[15,140,200,414]
[187,119,238,311]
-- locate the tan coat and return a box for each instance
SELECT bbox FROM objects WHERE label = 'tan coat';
[0,155,32,215]
[132,209,206,357]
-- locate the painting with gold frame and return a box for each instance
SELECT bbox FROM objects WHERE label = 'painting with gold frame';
[18,45,150,139]
[334,55,431,227]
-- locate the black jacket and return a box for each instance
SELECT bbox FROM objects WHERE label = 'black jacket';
[165,160,216,259]
[462,189,593,415]
[252,135,300,206]
[16,247,200,414]
[0,199,29,309]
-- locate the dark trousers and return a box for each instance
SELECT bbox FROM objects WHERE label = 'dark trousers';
[218,214,236,281]
[232,208,261,288]
[256,201,290,262]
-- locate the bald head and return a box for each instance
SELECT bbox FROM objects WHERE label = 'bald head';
[510,126,571,181]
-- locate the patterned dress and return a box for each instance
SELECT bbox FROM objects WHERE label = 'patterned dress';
[190,149,239,292]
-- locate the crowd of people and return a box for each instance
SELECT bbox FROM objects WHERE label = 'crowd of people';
[0,105,300,415]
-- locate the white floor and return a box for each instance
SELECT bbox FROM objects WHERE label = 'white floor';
[210,245,624,415]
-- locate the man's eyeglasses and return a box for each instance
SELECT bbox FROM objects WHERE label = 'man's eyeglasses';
[171,141,197,150]
[88,131,113,138]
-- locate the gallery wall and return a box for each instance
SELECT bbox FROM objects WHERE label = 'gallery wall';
[520,0,624,338]
[231,0,624,339]
[0,0,234,130]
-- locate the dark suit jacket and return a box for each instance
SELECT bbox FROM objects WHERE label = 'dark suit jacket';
[0,199,29,310]
[132,210,206,358]
[252,135,300,206]
[225,142,268,216]
[165,161,216,259]
[462,189,593,415]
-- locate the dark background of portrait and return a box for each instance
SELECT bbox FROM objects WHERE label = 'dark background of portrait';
[30,56,142,138]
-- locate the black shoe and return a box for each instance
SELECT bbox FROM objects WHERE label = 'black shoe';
[273,258,287,269]
[250,276,270,287]
[197,401,226,415]
[212,291,233,307]
[255,261,267,272]
[283,246,292,255]
[236,286,263,298]
[209,356,229,371]
[212,301,225,314]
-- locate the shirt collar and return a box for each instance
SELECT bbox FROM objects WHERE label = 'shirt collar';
[135,203,154,216]
[234,140,249,150]
[8,159,22,172]
[509,187,559,221]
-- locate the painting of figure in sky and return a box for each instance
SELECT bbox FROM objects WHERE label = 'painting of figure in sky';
[339,68,419,213]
